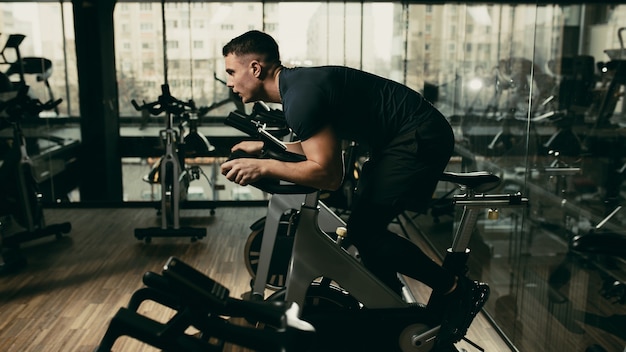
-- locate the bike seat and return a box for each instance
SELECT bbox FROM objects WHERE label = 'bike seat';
[440,171,501,193]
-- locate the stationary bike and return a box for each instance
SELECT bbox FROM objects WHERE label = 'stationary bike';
[96,146,527,352]
[0,86,71,272]
[225,109,529,351]
[132,84,209,243]
[230,104,362,291]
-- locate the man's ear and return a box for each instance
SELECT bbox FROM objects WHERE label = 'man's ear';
[250,60,263,79]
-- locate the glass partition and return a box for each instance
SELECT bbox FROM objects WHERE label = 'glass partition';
[0,2,80,204]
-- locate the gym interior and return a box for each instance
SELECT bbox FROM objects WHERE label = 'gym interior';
[1,1,626,351]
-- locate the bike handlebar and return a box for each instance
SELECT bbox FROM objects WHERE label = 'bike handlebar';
[225,107,317,195]
[131,84,197,116]
[0,85,62,120]
[225,109,294,157]
[252,101,287,126]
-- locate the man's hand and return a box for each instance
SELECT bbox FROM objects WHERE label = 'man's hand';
[221,125,343,190]
[231,140,264,155]
[221,157,265,186]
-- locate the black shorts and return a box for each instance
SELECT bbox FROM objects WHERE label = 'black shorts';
[355,113,454,215]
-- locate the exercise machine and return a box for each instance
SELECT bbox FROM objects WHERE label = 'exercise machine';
[131,0,214,243]
[96,106,529,351]
[0,86,71,272]
[224,109,528,351]
[95,107,528,351]
[225,107,364,294]
[95,167,527,351]
[0,33,58,113]
[95,256,316,352]
[570,205,626,304]
[132,84,210,243]
[569,205,626,352]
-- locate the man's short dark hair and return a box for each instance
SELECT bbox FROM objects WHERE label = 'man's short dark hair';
[222,30,281,66]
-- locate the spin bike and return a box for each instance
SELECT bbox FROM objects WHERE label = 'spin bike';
[227,104,361,292]
[224,109,529,351]
[0,86,71,271]
[132,84,209,243]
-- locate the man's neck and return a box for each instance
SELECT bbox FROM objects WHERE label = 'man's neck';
[265,65,283,103]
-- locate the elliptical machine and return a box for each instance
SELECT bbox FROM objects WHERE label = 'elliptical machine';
[0,86,71,273]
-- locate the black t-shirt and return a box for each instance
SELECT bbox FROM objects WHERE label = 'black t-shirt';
[278,66,435,151]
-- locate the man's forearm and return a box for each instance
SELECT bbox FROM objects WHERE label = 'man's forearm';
[263,158,342,191]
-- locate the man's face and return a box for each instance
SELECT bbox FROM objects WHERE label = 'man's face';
[224,53,261,104]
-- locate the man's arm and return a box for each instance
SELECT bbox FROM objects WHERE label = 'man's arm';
[221,124,344,191]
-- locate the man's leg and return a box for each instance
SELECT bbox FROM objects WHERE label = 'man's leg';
[347,125,489,342]
[346,129,457,294]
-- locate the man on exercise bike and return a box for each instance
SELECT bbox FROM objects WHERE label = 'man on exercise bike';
[220,30,489,345]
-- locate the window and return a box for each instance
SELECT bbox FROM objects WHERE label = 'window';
[142,61,154,71]
[0,2,78,117]
[194,59,210,69]
[193,19,204,29]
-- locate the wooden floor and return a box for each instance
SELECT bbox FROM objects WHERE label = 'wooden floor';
[0,206,512,352]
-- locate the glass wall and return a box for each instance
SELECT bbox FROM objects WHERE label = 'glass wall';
[1,2,626,351]
[0,2,80,203]
[0,3,78,116]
